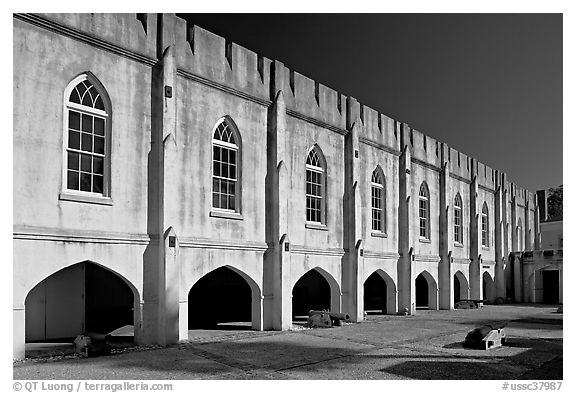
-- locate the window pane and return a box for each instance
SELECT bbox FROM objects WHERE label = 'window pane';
[93,175,103,193]
[80,173,91,192]
[69,131,80,150]
[94,117,105,136]
[67,152,79,170]
[80,154,91,172]
[214,146,221,161]
[222,148,229,163]
[229,182,235,197]
[229,150,236,164]
[69,111,80,130]
[70,89,81,104]
[67,170,79,190]
[81,133,93,152]
[221,163,229,179]
[82,114,93,133]
[213,178,221,194]
[212,192,220,209]
[230,164,236,180]
[94,136,105,155]
[95,96,105,110]
[93,156,104,175]
[229,195,236,210]
[214,161,221,177]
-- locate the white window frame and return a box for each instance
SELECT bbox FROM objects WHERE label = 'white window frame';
[371,167,386,234]
[454,194,463,244]
[481,203,489,247]
[211,117,242,215]
[419,183,430,240]
[60,73,112,205]
[305,146,326,225]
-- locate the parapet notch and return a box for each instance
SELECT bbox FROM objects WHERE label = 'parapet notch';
[225,39,233,69]
[314,81,320,106]
[136,13,148,35]
[257,54,264,83]
[186,23,195,54]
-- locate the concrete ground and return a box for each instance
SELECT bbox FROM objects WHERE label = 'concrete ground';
[13,304,562,380]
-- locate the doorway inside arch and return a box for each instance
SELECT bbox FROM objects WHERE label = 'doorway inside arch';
[25,262,135,344]
[483,272,495,302]
[188,266,252,330]
[415,273,429,309]
[454,276,461,304]
[292,269,331,321]
[364,272,388,315]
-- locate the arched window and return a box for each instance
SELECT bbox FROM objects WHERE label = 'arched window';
[454,193,463,244]
[64,74,110,196]
[517,218,523,251]
[371,167,386,233]
[306,146,326,224]
[481,203,489,247]
[212,117,241,212]
[419,183,430,239]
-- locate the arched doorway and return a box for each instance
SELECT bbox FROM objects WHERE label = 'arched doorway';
[415,271,438,310]
[364,272,387,315]
[25,261,136,342]
[292,269,331,319]
[188,266,253,330]
[453,271,469,305]
[541,269,560,304]
[483,271,495,301]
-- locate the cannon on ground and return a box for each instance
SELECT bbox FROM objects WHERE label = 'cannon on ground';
[463,324,507,350]
[73,332,111,357]
[307,310,351,327]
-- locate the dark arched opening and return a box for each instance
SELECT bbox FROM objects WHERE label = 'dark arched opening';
[415,273,429,309]
[292,269,331,319]
[483,271,495,302]
[364,272,387,315]
[454,276,461,303]
[188,266,252,330]
[25,262,134,343]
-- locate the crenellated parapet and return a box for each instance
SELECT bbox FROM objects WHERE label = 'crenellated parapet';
[33,13,158,60]
[358,105,400,153]
[409,128,442,169]
[282,68,347,130]
[173,16,272,103]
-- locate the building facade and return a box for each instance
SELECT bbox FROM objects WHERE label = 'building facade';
[13,13,542,359]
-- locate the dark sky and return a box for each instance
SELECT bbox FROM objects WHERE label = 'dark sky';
[179,14,562,192]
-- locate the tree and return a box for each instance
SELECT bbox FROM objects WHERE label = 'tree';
[547,185,562,220]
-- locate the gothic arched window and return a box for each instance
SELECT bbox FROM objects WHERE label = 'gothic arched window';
[419,183,430,239]
[454,193,463,244]
[371,167,386,233]
[306,146,326,224]
[64,74,111,196]
[212,117,241,212]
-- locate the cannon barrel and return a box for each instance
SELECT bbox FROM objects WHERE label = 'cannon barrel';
[308,310,350,321]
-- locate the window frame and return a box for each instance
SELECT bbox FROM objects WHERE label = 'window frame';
[454,193,463,245]
[305,145,327,226]
[418,182,430,240]
[60,73,112,204]
[481,203,489,247]
[211,116,242,216]
[371,167,386,235]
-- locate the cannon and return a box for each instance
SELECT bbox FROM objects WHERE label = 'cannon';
[307,310,350,327]
[73,332,111,357]
[464,323,506,350]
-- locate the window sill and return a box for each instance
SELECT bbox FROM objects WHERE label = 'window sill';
[210,210,243,220]
[371,231,387,238]
[305,222,328,231]
[59,192,113,206]
[419,237,431,243]
[454,242,464,248]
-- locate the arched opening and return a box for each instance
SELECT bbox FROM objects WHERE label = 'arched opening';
[483,271,495,301]
[364,272,387,315]
[415,271,438,310]
[454,276,461,303]
[292,269,331,320]
[541,269,560,304]
[188,266,253,330]
[25,261,136,343]
[453,271,469,305]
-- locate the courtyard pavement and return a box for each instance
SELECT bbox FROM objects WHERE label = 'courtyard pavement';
[13,304,562,380]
